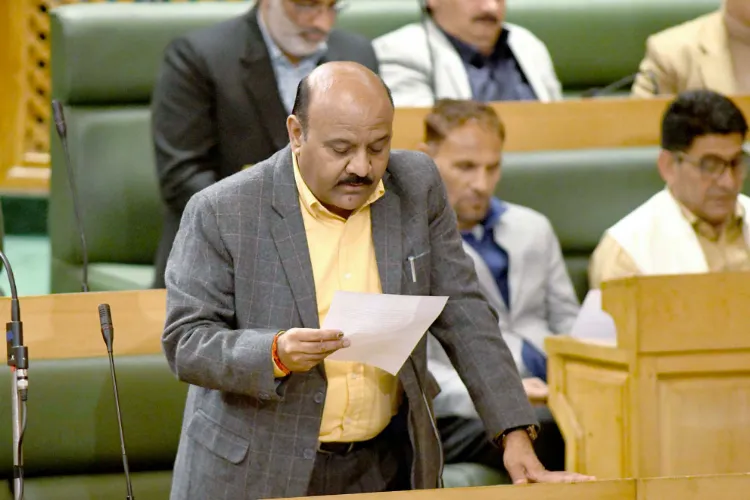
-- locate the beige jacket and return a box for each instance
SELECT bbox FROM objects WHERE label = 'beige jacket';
[632,11,738,97]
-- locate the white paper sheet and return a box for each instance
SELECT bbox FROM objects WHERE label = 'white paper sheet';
[570,290,618,345]
[322,291,449,375]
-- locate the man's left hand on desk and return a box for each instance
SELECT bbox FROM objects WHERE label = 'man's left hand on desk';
[503,429,596,485]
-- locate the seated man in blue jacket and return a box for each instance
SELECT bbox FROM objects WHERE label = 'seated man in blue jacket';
[419,99,579,475]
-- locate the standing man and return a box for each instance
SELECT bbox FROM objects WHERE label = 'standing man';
[373,0,561,106]
[151,0,378,288]
[163,62,592,499]
[419,99,577,475]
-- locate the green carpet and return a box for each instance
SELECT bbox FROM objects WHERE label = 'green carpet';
[3,235,50,296]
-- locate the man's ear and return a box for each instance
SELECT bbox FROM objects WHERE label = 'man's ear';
[287,115,304,154]
[657,149,676,185]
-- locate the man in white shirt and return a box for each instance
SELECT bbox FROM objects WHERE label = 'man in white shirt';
[590,90,750,288]
[420,98,578,475]
[373,0,561,106]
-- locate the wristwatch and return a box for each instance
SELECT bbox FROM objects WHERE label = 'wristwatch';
[496,425,538,449]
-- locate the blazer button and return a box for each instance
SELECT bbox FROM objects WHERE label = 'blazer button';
[303,448,316,460]
[313,392,324,404]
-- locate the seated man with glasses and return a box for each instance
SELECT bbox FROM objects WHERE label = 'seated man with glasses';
[590,90,750,288]
[151,0,377,289]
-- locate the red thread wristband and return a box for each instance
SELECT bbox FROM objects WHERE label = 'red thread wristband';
[272,330,291,376]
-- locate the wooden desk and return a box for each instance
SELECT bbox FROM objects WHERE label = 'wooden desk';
[547,272,750,479]
[0,289,166,360]
[392,95,750,152]
[276,473,750,500]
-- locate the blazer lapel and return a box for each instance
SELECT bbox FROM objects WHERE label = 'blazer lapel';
[239,6,290,152]
[698,13,737,95]
[426,19,472,99]
[491,209,523,313]
[371,176,403,295]
[507,24,551,102]
[270,147,320,329]
[462,242,508,317]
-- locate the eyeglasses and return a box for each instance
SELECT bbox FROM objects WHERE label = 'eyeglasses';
[674,150,750,180]
[285,0,349,16]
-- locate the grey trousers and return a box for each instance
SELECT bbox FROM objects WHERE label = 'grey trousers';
[306,411,413,496]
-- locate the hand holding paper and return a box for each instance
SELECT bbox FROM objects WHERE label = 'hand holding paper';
[321,291,449,375]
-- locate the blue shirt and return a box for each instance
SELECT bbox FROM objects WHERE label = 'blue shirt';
[461,197,548,381]
[257,12,326,113]
[443,27,537,103]
[461,198,510,307]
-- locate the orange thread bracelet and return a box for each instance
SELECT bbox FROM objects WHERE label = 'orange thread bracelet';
[272,330,291,376]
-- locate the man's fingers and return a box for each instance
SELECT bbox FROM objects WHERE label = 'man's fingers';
[528,470,596,484]
[296,338,349,354]
[295,329,345,342]
[504,461,528,485]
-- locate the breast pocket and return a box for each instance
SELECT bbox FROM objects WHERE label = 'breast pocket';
[405,249,431,294]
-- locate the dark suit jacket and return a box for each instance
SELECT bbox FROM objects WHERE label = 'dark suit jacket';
[151,5,379,288]
[162,146,536,499]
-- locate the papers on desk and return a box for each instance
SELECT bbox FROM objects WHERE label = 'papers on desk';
[570,290,617,345]
[322,291,449,375]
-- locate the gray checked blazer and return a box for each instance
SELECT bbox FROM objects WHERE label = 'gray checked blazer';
[162,146,535,499]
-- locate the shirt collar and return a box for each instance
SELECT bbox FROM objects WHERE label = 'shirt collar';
[465,197,507,240]
[256,9,327,66]
[441,26,511,68]
[292,153,385,222]
[669,189,744,241]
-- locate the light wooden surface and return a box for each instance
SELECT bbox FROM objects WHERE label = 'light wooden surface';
[546,273,750,480]
[276,474,750,500]
[391,95,750,152]
[0,289,167,359]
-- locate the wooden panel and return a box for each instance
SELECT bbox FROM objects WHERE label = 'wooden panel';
[278,479,636,500]
[603,272,750,353]
[0,289,166,360]
[638,474,750,500]
[656,369,750,476]
[564,361,630,479]
[391,95,750,152]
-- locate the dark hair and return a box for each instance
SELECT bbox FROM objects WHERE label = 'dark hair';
[661,89,748,151]
[291,74,394,134]
[424,98,506,146]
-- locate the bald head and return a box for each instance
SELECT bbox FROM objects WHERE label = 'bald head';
[292,61,394,134]
[287,61,394,220]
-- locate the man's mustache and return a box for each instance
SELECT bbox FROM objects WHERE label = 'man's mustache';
[337,175,373,186]
[473,14,499,24]
[300,28,328,39]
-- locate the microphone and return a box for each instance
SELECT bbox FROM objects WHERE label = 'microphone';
[98,304,134,500]
[51,100,90,293]
[581,70,660,98]
[1,251,28,500]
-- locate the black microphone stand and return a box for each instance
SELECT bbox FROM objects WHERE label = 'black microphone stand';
[1,251,28,500]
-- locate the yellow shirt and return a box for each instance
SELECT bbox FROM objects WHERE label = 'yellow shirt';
[589,201,750,289]
[275,154,401,443]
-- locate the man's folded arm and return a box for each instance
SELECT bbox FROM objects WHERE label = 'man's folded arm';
[421,159,537,437]
[162,191,286,400]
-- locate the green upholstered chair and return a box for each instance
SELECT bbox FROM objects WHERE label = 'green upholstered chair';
[0,355,188,499]
[507,0,720,96]
[47,0,421,294]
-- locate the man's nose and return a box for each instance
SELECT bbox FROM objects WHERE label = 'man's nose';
[470,170,492,195]
[346,150,370,177]
[716,165,739,189]
[309,7,336,33]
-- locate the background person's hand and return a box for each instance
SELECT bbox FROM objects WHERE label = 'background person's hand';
[522,377,549,403]
[503,430,595,484]
[276,328,349,372]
